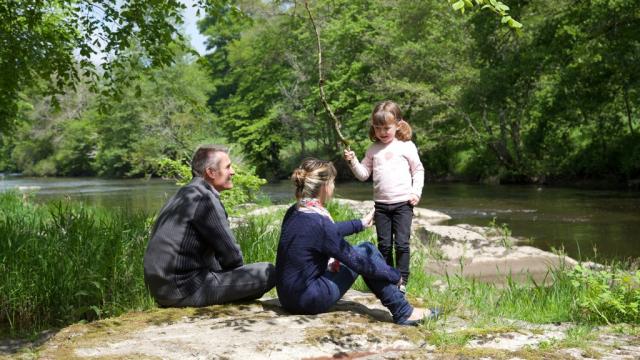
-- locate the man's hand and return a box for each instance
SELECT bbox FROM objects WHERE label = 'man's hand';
[361,208,375,227]
[343,149,356,163]
[409,194,420,206]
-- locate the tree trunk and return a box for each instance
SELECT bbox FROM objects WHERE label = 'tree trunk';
[623,87,634,134]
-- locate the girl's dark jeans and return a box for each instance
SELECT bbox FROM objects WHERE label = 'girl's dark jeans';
[374,201,413,284]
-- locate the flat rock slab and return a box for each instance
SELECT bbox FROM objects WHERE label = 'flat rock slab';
[36,291,423,360]
[11,290,640,359]
[334,199,451,225]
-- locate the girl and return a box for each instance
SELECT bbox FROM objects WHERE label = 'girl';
[344,101,424,292]
[275,158,428,325]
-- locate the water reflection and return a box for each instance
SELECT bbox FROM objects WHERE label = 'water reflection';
[1,176,639,261]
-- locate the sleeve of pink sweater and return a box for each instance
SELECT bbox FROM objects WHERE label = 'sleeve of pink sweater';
[406,141,425,198]
[348,148,373,181]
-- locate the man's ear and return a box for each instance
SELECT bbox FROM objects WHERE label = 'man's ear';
[205,167,217,179]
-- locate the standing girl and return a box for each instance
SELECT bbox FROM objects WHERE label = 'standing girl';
[344,100,424,292]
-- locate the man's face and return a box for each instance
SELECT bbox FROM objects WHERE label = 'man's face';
[208,152,235,192]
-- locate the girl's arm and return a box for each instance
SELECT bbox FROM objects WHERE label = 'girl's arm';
[321,218,401,284]
[344,149,373,181]
[407,142,425,199]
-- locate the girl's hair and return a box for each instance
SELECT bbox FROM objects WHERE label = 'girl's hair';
[291,158,337,199]
[368,100,412,142]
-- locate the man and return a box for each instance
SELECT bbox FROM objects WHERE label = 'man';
[144,145,275,307]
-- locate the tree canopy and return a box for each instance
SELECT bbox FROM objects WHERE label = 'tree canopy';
[1,0,638,185]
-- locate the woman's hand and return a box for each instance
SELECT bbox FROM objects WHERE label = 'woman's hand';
[361,208,375,227]
[343,149,356,163]
[409,194,420,206]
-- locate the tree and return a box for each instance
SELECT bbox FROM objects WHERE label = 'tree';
[0,0,232,133]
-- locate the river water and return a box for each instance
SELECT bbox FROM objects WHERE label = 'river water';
[1,176,638,262]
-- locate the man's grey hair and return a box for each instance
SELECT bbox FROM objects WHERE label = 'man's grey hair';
[191,145,230,177]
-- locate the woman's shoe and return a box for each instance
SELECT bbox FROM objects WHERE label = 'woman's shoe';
[396,307,441,326]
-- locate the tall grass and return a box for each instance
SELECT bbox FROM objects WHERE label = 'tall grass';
[1,192,154,336]
[2,193,637,337]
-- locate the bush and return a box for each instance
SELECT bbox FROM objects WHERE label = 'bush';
[155,156,267,215]
[567,264,640,324]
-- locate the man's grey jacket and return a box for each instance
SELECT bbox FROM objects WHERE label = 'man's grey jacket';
[143,176,243,305]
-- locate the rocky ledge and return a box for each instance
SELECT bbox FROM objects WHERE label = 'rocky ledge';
[20,289,640,359]
[333,198,593,286]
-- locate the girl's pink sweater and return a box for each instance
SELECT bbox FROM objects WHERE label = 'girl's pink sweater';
[348,139,424,204]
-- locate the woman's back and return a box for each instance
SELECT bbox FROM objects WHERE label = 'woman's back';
[276,205,336,313]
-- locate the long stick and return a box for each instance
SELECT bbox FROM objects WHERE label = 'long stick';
[303,0,350,149]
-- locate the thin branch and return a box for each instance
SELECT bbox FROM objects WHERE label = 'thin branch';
[303,0,350,149]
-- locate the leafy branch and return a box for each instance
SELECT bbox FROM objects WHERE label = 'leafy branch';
[449,0,523,29]
[303,0,351,150]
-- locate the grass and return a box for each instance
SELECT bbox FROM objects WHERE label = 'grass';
[0,192,155,337]
[2,191,638,342]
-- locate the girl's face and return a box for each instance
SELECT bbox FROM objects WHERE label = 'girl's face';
[373,120,398,144]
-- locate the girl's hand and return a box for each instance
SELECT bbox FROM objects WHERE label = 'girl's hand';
[409,194,420,206]
[343,149,356,162]
[361,208,375,227]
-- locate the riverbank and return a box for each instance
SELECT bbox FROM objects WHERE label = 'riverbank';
[4,176,639,261]
[0,200,640,359]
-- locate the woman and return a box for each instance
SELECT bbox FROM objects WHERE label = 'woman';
[275,158,429,325]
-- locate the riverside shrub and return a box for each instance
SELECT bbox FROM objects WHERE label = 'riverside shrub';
[568,264,640,324]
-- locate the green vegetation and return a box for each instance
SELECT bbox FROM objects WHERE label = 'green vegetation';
[0,192,155,336]
[156,157,267,215]
[1,0,638,185]
[567,264,640,324]
[3,193,638,338]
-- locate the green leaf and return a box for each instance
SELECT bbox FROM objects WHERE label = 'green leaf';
[508,18,523,29]
[452,0,465,11]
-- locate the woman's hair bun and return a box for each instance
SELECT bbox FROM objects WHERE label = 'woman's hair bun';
[291,168,307,187]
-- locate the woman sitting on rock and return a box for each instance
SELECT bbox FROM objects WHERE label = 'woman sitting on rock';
[275,158,429,326]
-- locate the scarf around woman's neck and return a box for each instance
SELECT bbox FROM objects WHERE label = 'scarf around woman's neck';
[297,198,333,222]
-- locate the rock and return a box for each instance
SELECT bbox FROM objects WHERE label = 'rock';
[24,291,640,359]
[412,207,452,225]
[334,198,451,225]
[35,291,426,360]
[244,205,290,217]
[414,222,579,286]
[328,199,585,286]
[333,198,376,217]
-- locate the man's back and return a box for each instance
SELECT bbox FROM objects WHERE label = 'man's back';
[143,177,242,305]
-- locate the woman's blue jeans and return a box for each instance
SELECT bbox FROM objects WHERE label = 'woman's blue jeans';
[323,242,413,323]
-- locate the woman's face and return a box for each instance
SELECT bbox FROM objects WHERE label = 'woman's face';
[320,179,335,204]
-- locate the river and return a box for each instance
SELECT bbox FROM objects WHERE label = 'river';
[1,176,638,262]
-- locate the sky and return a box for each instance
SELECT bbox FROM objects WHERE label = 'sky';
[182,1,209,55]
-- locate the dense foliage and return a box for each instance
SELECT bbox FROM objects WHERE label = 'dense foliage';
[0,0,638,185]
[156,157,267,214]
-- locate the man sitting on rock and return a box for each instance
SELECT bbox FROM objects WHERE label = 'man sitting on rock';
[144,145,276,307]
